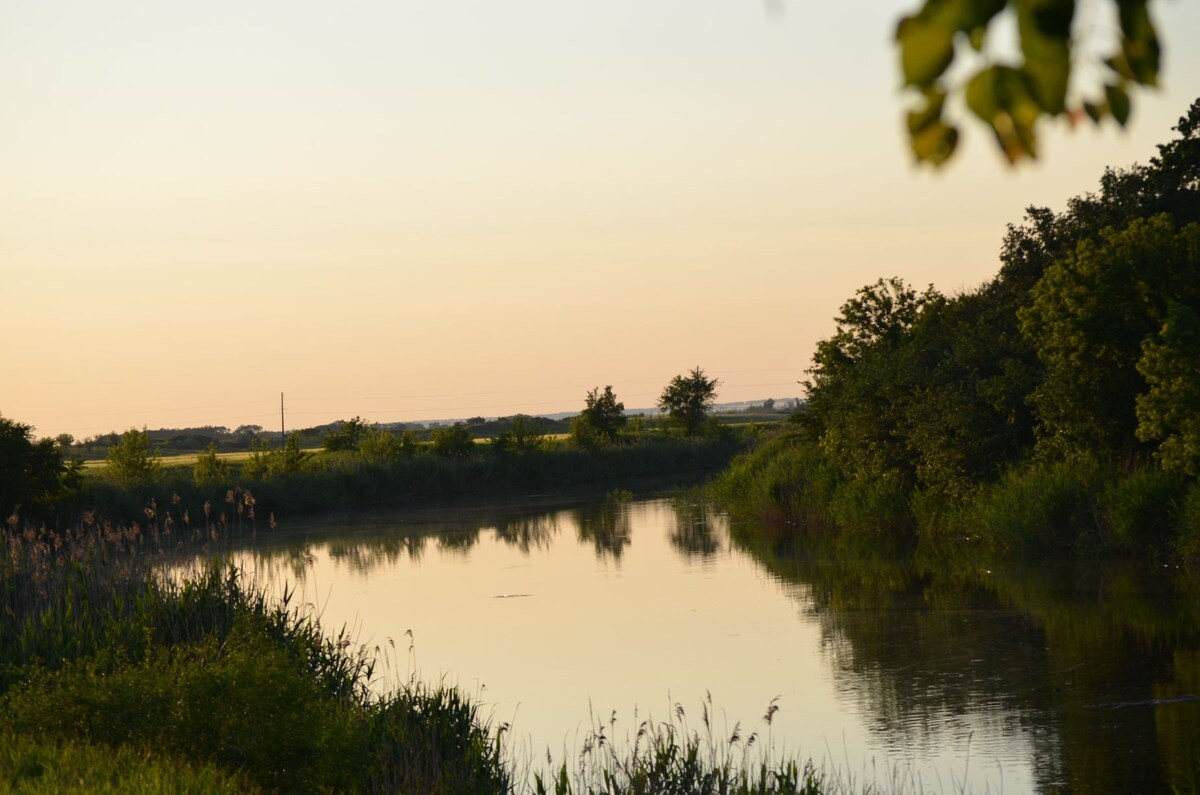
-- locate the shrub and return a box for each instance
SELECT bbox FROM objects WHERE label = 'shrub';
[1097,468,1186,552]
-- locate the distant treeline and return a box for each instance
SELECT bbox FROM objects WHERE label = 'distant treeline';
[714,98,1200,559]
[60,403,793,460]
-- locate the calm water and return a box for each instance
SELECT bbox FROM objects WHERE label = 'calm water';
[222,496,1200,793]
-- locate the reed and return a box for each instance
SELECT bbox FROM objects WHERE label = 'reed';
[533,696,824,795]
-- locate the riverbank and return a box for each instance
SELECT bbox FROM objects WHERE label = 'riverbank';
[1,518,829,794]
[40,434,750,532]
[709,429,1200,561]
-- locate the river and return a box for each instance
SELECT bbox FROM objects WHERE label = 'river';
[218,494,1200,793]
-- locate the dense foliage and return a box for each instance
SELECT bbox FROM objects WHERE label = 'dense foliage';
[571,386,627,448]
[720,98,1200,557]
[0,414,81,519]
[659,368,720,437]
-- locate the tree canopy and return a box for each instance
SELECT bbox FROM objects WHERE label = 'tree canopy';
[572,386,627,448]
[0,415,81,518]
[800,97,1200,492]
[659,368,720,436]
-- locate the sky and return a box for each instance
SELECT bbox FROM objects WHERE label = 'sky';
[3,0,1199,440]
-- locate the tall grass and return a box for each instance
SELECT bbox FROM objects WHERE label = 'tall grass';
[710,435,1199,559]
[51,435,747,532]
[0,521,511,794]
[533,696,824,795]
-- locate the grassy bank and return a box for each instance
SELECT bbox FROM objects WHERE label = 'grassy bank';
[24,434,750,536]
[2,517,864,794]
[0,522,510,794]
[710,430,1200,560]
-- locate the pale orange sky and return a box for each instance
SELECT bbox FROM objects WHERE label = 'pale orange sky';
[3,1,1199,439]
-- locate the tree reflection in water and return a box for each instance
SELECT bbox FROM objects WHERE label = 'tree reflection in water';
[729,523,1200,793]
[185,496,1200,792]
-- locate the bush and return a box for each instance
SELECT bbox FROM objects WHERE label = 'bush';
[106,429,160,482]
[709,435,841,530]
[952,457,1106,552]
[193,442,231,486]
[1175,482,1200,561]
[1097,468,1186,552]
[430,424,476,459]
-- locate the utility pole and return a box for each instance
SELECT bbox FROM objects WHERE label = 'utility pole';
[280,392,285,447]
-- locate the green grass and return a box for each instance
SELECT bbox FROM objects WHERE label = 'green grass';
[52,435,749,535]
[0,522,511,794]
[709,434,1200,560]
[0,733,256,794]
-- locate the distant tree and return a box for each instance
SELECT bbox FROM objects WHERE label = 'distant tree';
[658,367,720,436]
[275,431,313,473]
[323,416,371,452]
[431,423,476,458]
[106,428,160,482]
[243,432,313,479]
[0,414,81,517]
[193,442,231,485]
[54,433,75,450]
[491,415,546,455]
[359,428,421,463]
[761,398,775,412]
[572,386,626,448]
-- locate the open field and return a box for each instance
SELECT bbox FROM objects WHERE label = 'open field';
[81,449,319,471]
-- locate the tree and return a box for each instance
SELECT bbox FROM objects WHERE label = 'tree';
[658,367,720,436]
[1019,215,1200,458]
[431,423,476,458]
[193,442,231,485]
[243,432,312,478]
[0,414,81,517]
[800,279,940,487]
[358,428,418,463]
[491,415,546,455]
[572,386,626,448]
[106,428,160,482]
[1136,302,1200,475]
[896,0,1162,167]
[54,433,75,450]
[323,416,371,452]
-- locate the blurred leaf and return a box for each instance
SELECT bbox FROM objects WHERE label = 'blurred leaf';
[911,120,959,167]
[1083,101,1106,124]
[968,26,987,51]
[965,66,1042,163]
[960,0,1008,29]
[907,89,948,136]
[1015,0,1074,114]
[1116,0,1160,85]
[1105,52,1137,81]
[896,15,955,88]
[1107,82,1132,126]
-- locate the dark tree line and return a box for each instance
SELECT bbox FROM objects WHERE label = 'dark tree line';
[799,98,1200,497]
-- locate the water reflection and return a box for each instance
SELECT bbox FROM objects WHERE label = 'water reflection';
[572,502,632,561]
[730,524,1200,793]
[196,497,1200,792]
[668,502,722,559]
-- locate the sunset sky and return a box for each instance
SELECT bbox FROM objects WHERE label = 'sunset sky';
[4,0,1199,440]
